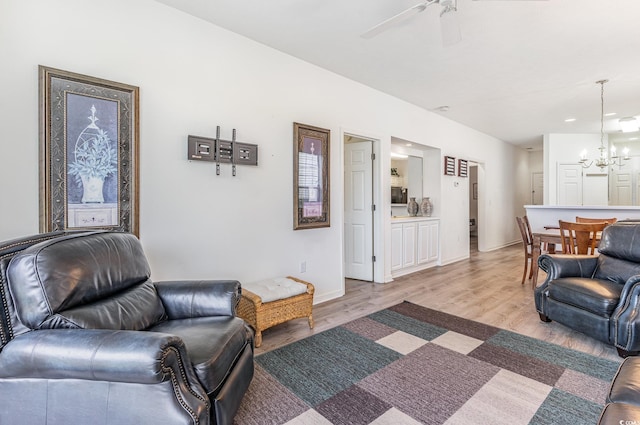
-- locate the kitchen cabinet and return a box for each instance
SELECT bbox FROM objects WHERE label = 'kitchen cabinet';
[391,217,439,277]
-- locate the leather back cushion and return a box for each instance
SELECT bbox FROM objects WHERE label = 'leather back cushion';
[0,231,77,348]
[6,232,166,330]
[594,223,640,284]
[598,223,640,263]
[593,255,640,285]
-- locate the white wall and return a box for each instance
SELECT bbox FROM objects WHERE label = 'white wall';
[0,0,526,302]
[529,150,543,173]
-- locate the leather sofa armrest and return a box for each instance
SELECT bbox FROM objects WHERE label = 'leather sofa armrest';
[612,276,640,353]
[155,280,241,319]
[0,329,204,389]
[538,254,598,280]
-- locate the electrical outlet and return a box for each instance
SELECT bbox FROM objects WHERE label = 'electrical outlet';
[300,261,307,273]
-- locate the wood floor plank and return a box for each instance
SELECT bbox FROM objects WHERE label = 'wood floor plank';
[253,239,620,362]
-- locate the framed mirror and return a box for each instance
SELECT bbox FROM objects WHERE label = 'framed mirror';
[293,122,330,230]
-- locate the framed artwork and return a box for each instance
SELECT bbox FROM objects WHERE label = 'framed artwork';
[444,155,456,176]
[39,66,140,235]
[458,159,468,177]
[293,122,330,230]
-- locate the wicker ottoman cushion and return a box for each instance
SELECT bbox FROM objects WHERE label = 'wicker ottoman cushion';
[242,277,308,303]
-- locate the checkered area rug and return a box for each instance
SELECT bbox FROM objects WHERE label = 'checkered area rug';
[233,301,621,425]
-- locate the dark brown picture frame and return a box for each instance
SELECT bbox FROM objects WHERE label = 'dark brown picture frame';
[458,159,468,177]
[444,155,456,176]
[293,122,330,230]
[39,66,140,235]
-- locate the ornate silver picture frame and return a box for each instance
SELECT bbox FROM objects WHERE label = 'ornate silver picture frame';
[39,66,140,235]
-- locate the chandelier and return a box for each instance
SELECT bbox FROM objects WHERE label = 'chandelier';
[579,79,629,170]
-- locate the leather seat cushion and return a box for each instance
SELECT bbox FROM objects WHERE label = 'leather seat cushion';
[608,357,640,405]
[149,316,251,394]
[598,402,640,425]
[548,277,622,317]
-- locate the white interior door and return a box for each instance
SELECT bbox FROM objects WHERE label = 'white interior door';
[583,173,608,206]
[531,172,543,205]
[344,140,373,280]
[611,169,633,205]
[557,163,583,205]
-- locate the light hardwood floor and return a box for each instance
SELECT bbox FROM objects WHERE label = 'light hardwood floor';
[255,237,621,363]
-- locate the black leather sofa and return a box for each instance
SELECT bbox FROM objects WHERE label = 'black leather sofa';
[535,222,640,357]
[0,230,254,425]
[598,356,640,424]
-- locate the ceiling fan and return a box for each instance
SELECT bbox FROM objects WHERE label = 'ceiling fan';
[361,0,548,46]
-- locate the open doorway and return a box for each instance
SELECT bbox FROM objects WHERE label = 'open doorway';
[469,162,479,253]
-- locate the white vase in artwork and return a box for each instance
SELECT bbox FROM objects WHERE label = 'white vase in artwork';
[420,197,433,217]
[80,174,105,203]
[68,105,117,204]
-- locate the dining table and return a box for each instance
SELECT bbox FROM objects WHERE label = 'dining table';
[530,227,562,289]
[531,224,606,288]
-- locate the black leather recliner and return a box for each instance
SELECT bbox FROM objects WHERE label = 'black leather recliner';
[0,230,254,425]
[535,222,640,357]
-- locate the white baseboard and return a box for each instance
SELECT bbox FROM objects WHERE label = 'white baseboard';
[312,288,345,305]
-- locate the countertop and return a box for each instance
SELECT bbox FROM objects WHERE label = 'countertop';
[391,216,439,221]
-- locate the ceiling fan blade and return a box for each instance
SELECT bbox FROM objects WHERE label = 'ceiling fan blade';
[361,0,438,39]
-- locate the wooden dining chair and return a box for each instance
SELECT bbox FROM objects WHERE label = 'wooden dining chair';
[558,220,608,255]
[516,216,534,285]
[576,216,618,224]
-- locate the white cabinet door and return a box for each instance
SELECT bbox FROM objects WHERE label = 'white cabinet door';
[392,219,439,276]
[391,223,403,271]
[418,221,440,264]
[402,222,416,268]
[417,222,430,264]
[427,221,439,263]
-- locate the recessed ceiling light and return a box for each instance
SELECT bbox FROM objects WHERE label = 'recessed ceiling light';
[564,118,577,122]
[391,152,408,159]
[619,117,640,133]
[605,112,617,117]
[434,106,450,112]
[405,143,412,147]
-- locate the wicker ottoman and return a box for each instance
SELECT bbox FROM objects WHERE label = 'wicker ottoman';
[237,276,314,347]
